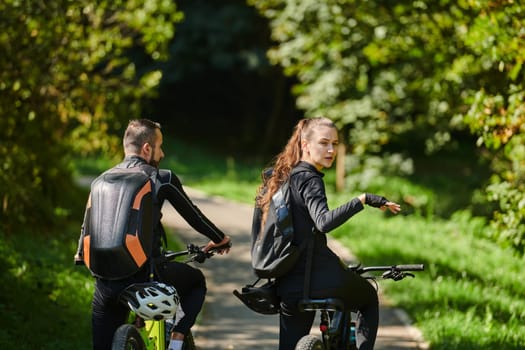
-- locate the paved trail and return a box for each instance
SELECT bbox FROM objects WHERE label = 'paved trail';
[161,188,427,350]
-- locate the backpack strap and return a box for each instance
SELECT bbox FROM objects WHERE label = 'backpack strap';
[146,167,168,249]
[138,165,163,280]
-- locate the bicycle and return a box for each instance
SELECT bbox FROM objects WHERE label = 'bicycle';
[111,242,230,350]
[295,263,425,350]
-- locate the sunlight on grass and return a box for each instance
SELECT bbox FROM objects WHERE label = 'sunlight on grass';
[330,209,525,349]
[193,178,259,204]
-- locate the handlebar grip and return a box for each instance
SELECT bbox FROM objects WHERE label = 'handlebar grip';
[396,264,424,271]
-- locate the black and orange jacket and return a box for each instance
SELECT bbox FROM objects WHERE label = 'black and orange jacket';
[75,155,226,278]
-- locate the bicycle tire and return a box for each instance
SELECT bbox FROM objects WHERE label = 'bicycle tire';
[111,324,146,350]
[182,330,196,350]
[295,335,324,350]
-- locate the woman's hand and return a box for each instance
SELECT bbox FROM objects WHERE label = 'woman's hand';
[380,201,401,214]
[358,193,401,214]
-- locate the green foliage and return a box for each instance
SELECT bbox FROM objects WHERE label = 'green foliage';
[459,1,525,254]
[463,88,525,249]
[249,0,525,254]
[0,0,182,233]
[340,153,437,217]
[0,228,93,349]
[248,0,467,153]
[332,209,525,349]
[161,138,262,202]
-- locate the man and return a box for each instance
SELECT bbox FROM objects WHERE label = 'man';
[75,119,231,350]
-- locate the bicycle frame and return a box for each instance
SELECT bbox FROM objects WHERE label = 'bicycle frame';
[135,315,166,350]
[127,313,168,350]
[319,308,356,350]
[145,319,167,350]
[296,264,424,350]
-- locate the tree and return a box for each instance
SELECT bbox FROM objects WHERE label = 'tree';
[0,0,182,233]
[460,0,525,254]
[148,0,301,157]
[248,0,468,153]
[249,0,524,253]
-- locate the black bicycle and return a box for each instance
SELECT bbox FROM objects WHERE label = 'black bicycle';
[112,242,230,350]
[295,263,424,350]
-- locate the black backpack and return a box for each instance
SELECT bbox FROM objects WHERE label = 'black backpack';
[250,169,311,279]
[81,165,159,280]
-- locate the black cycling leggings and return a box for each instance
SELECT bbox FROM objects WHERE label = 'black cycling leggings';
[91,262,207,350]
[278,271,379,350]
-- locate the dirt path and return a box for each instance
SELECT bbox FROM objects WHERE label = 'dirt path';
[161,187,427,350]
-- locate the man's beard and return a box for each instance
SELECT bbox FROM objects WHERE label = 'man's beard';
[149,149,160,168]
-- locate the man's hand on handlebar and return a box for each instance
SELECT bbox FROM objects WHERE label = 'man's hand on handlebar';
[203,235,231,254]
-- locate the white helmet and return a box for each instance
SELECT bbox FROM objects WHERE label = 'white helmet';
[120,282,180,320]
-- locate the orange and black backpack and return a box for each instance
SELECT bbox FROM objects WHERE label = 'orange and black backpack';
[81,165,159,280]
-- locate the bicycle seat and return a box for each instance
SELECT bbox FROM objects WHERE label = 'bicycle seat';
[298,298,345,312]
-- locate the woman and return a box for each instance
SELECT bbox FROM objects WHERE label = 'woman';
[257,117,401,350]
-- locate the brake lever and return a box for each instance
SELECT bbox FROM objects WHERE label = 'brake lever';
[193,252,208,263]
[382,270,403,281]
[382,270,416,281]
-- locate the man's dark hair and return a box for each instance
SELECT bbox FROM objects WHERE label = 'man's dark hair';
[123,119,161,154]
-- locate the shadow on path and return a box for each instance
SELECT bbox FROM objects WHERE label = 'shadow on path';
[161,187,427,350]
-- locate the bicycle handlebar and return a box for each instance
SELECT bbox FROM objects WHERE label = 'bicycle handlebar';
[397,264,425,271]
[164,242,232,263]
[359,264,425,273]
[350,263,425,281]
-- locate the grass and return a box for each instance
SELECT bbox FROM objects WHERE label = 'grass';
[2,138,524,349]
[0,227,93,349]
[330,210,524,349]
[159,138,262,203]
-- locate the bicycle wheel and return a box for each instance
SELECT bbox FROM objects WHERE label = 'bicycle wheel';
[112,324,146,350]
[295,334,324,350]
[182,330,196,350]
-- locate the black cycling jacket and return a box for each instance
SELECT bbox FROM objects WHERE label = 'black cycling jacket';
[278,161,364,294]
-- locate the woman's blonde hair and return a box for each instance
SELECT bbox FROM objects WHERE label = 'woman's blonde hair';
[257,117,336,224]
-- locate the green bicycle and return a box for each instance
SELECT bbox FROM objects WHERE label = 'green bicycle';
[111,243,228,350]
